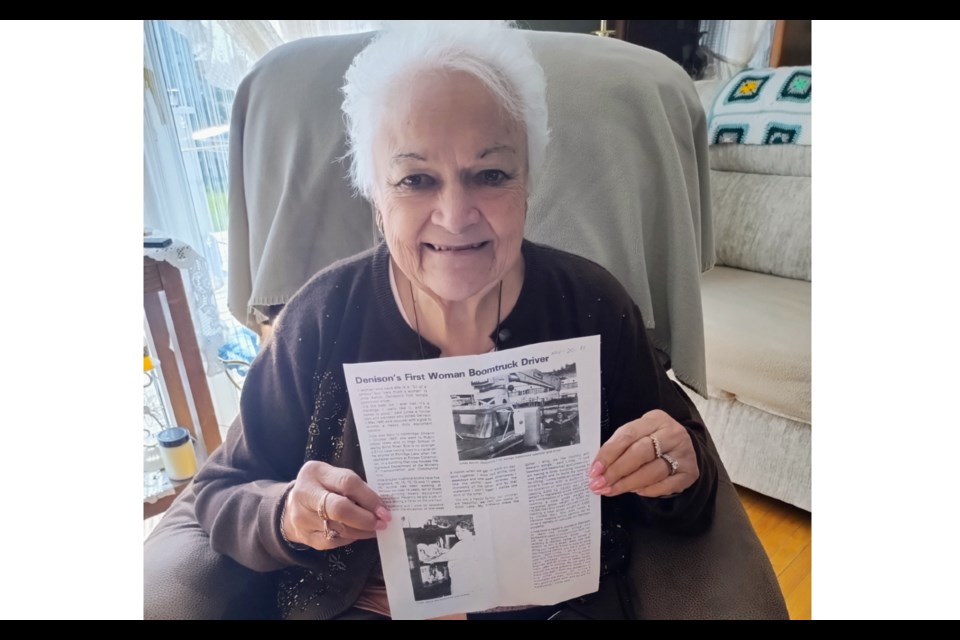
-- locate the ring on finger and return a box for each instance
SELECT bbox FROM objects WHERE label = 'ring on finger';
[661,452,678,476]
[317,490,339,539]
[317,490,331,520]
[650,435,663,459]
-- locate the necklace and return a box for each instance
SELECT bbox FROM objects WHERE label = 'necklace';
[409,280,503,359]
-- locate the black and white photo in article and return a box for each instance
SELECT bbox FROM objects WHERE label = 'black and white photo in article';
[451,363,580,461]
[402,514,478,601]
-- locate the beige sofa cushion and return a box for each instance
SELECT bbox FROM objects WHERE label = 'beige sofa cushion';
[711,169,811,281]
[709,144,811,178]
[701,266,810,424]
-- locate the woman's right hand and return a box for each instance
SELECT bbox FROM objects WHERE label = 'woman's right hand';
[281,461,392,551]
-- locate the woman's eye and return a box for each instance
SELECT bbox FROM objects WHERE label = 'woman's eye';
[398,174,434,189]
[478,169,509,186]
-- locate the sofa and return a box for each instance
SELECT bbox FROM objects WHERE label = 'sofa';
[685,74,811,511]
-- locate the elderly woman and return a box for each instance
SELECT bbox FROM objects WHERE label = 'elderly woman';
[193,20,718,620]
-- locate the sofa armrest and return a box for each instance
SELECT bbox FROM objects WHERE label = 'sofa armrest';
[626,429,788,620]
[627,475,788,619]
[144,486,277,620]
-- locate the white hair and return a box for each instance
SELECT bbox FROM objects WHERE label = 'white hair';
[341,20,550,201]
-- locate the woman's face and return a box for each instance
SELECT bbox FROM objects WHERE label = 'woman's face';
[372,70,528,305]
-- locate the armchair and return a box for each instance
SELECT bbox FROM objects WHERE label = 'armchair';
[145,29,787,620]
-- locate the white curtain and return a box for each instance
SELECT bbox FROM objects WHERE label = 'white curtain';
[143,20,381,429]
[166,20,381,90]
[144,20,383,267]
[699,20,776,80]
[144,19,383,297]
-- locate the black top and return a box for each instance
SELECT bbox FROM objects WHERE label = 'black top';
[193,239,718,619]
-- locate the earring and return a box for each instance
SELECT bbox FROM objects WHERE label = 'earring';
[374,208,384,236]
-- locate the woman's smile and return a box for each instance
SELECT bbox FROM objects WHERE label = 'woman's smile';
[422,240,490,252]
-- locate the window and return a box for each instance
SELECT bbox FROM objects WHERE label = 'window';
[143,20,381,429]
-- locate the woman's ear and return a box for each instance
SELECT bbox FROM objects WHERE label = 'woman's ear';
[369,199,384,237]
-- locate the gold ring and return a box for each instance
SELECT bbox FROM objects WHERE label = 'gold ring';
[317,490,330,521]
[318,491,339,539]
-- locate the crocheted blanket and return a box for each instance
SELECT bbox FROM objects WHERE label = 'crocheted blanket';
[707,66,811,145]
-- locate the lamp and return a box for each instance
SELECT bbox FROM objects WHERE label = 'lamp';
[592,20,616,37]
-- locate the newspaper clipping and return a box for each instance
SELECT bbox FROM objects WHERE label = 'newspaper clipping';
[344,335,601,619]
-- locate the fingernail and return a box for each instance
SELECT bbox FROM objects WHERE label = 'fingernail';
[589,476,606,491]
[375,519,388,531]
[597,487,613,496]
[589,461,605,477]
[376,506,392,521]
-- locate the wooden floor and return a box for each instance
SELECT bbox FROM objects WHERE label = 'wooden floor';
[736,486,811,620]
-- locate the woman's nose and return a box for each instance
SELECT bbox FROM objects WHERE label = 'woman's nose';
[432,183,479,234]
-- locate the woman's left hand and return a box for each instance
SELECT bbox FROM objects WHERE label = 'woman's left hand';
[588,409,699,498]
